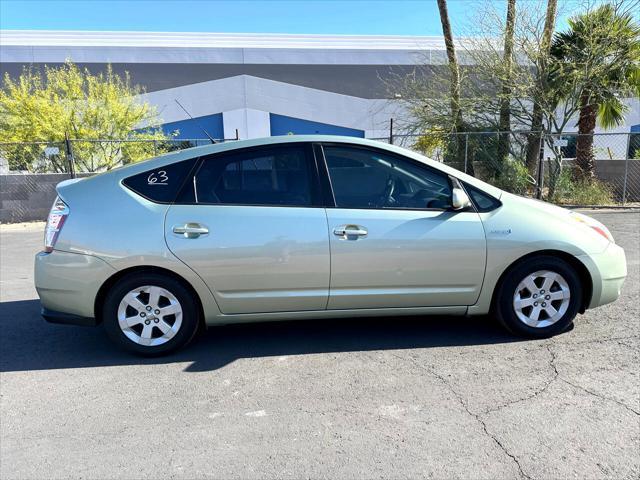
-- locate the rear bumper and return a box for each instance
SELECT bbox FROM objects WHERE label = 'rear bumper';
[42,307,98,326]
[578,243,627,309]
[35,250,116,320]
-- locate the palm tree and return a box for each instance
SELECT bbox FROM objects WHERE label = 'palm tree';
[525,0,558,175]
[498,0,517,163]
[436,0,466,167]
[551,4,640,180]
[436,0,463,133]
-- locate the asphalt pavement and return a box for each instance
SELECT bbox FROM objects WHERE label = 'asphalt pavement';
[1,210,638,479]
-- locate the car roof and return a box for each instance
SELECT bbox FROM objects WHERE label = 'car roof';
[82,135,503,199]
[145,135,396,160]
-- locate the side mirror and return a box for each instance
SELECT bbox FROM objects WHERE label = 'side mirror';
[451,187,472,211]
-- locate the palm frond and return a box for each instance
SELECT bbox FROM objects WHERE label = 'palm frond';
[597,97,627,129]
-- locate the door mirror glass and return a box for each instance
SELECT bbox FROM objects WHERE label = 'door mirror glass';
[451,187,472,210]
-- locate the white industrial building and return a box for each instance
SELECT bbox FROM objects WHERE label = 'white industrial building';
[1,30,638,147]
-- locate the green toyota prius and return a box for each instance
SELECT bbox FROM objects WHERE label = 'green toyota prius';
[35,136,627,355]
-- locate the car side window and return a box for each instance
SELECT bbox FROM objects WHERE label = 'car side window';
[463,182,502,212]
[122,158,198,203]
[193,145,315,207]
[323,145,452,209]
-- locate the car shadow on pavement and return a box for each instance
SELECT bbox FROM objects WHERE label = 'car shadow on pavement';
[0,299,524,373]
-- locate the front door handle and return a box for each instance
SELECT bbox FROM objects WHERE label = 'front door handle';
[172,223,209,239]
[333,224,368,239]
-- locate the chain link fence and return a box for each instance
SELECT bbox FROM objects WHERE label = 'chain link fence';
[0,138,237,175]
[372,131,640,206]
[1,132,639,206]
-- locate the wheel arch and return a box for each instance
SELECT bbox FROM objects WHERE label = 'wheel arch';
[491,249,593,314]
[94,265,206,327]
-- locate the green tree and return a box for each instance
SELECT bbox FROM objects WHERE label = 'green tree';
[0,61,168,172]
[550,4,640,180]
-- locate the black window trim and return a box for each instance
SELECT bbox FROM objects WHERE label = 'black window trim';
[313,143,336,208]
[316,142,464,212]
[173,142,325,209]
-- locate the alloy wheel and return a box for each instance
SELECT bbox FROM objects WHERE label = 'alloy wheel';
[117,285,183,346]
[513,270,571,328]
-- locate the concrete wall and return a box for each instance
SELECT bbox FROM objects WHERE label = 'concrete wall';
[545,159,640,202]
[0,173,91,223]
[592,159,640,202]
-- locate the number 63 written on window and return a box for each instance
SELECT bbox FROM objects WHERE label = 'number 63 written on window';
[147,170,169,185]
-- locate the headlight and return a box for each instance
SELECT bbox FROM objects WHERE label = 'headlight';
[570,211,614,243]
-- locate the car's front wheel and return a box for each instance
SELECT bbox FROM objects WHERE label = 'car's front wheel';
[494,255,583,338]
[102,273,200,355]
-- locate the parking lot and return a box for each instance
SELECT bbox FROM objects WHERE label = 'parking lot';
[1,209,638,479]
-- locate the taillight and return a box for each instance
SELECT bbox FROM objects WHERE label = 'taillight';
[44,196,69,253]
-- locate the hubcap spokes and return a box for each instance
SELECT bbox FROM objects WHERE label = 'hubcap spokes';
[513,270,570,328]
[117,285,183,346]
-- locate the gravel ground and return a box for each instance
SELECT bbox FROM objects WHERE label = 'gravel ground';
[1,210,638,480]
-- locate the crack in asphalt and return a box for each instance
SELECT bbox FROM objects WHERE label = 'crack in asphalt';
[480,344,560,416]
[386,336,639,480]
[485,342,639,417]
[615,338,640,352]
[388,352,531,480]
[555,334,640,347]
[558,377,640,416]
[546,342,640,417]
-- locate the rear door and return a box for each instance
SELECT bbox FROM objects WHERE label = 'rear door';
[165,143,330,314]
[320,144,487,309]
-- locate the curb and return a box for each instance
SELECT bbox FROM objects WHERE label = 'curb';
[563,205,640,211]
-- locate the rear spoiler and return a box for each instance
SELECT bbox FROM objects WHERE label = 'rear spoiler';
[54,177,85,203]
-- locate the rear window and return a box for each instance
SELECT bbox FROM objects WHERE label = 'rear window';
[122,158,198,203]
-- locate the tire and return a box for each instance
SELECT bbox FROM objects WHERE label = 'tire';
[493,255,582,338]
[102,273,200,355]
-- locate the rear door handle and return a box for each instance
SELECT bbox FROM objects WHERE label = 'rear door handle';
[333,224,368,239]
[172,223,209,239]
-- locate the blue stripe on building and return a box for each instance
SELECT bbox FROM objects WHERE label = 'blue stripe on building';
[269,113,364,137]
[161,113,224,140]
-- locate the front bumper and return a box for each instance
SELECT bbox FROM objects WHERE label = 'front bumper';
[35,250,116,321]
[578,242,627,309]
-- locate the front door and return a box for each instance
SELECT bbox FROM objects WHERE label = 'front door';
[165,144,330,314]
[321,144,486,309]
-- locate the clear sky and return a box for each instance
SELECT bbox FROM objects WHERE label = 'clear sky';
[0,0,606,36]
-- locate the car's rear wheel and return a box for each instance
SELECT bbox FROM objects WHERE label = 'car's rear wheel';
[103,273,200,355]
[494,255,583,338]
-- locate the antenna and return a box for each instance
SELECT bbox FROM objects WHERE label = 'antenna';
[174,99,216,144]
